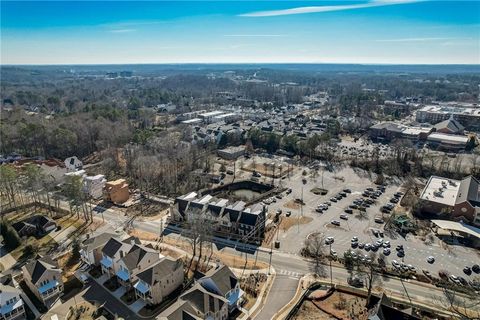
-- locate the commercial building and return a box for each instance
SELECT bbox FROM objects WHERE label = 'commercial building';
[217,146,245,160]
[419,175,480,226]
[416,105,480,132]
[369,122,432,142]
[426,133,469,151]
[198,111,225,124]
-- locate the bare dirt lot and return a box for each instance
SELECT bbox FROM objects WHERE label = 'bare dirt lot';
[294,291,368,320]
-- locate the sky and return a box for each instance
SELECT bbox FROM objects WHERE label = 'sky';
[1,0,479,65]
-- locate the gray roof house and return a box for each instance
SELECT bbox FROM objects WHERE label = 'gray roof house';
[22,256,63,308]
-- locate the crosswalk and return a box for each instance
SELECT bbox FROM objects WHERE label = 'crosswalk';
[277,269,303,279]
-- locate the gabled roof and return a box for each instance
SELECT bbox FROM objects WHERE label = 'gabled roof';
[23,256,60,284]
[136,257,182,285]
[157,300,201,320]
[434,117,464,133]
[102,238,128,258]
[82,233,117,252]
[201,265,238,297]
[456,175,480,206]
[120,244,158,271]
[180,283,227,315]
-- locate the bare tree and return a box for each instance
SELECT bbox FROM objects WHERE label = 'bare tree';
[181,207,213,275]
[436,286,480,320]
[302,233,327,276]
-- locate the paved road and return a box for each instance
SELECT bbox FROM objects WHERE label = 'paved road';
[255,274,299,320]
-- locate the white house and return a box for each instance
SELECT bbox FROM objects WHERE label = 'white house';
[64,156,83,172]
[0,275,25,320]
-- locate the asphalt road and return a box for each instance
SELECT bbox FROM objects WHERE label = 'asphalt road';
[254,274,299,320]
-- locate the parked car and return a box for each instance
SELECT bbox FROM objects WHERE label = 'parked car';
[325,236,334,245]
[472,264,480,274]
[331,220,340,226]
[463,267,472,275]
[374,217,384,224]
[286,211,292,217]
[344,208,353,214]
[340,214,348,220]
[343,188,352,193]
[330,197,338,202]
[427,256,435,264]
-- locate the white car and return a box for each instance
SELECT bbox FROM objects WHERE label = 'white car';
[325,236,334,245]
[392,260,400,268]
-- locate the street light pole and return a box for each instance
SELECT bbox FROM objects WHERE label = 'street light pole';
[329,243,333,286]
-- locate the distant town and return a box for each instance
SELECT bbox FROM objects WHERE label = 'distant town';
[1,64,480,320]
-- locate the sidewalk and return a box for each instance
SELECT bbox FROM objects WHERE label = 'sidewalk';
[238,267,277,320]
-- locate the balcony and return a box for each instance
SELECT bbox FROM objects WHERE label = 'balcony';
[0,299,25,320]
[38,281,61,300]
[133,281,151,302]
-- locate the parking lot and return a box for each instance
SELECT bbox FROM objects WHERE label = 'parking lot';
[241,156,480,282]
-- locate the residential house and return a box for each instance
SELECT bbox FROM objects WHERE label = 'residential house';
[157,265,241,320]
[100,237,141,277]
[134,257,184,305]
[158,283,228,320]
[197,265,243,312]
[64,156,83,172]
[173,192,266,244]
[115,244,161,287]
[80,233,117,266]
[22,256,63,308]
[83,174,106,199]
[12,215,57,237]
[0,274,25,320]
[104,179,130,204]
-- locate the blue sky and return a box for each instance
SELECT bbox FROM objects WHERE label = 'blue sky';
[1,1,479,64]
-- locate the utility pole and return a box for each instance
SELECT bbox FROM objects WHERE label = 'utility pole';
[268,242,273,275]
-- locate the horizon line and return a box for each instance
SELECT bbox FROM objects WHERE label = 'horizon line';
[2,62,480,67]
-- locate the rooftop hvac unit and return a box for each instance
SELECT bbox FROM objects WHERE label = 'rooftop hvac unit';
[434,190,444,197]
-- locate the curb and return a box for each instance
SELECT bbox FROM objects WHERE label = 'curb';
[241,267,277,320]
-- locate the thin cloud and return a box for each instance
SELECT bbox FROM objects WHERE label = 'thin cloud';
[224,34,287,37]
[108,29,136,33]
[101,20,166,29]
[376,37,473,42]
[240,0,423,17]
